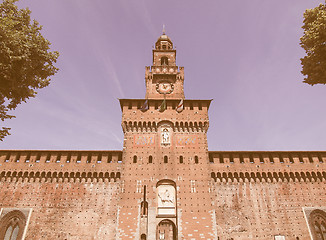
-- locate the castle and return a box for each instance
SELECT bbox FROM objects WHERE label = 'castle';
[0,32,326,240]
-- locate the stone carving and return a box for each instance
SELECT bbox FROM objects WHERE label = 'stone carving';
[158,189,174,205]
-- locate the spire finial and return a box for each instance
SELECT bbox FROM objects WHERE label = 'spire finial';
[162,24,166,35]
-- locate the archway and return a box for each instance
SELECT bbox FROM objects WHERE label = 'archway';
[156,219,176,240]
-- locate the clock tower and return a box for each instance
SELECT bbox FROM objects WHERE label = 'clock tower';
[145,32,185,100]
[118,32,215,239]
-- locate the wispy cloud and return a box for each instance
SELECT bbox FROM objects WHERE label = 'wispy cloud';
[100,55,125,98]
[120,0,156,36]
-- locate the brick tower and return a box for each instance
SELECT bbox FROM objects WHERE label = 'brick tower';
[118,31,215,239]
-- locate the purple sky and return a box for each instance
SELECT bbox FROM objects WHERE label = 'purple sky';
[1,0,325,151]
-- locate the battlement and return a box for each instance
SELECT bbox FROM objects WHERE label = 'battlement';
[119,99,211,111]
[209,151,326,183]
[208,151,326,165]
[0,150,122,175]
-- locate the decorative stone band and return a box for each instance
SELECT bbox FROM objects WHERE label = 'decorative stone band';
[122,121,209,133]
[0,171,121,183]
[211,171,326,183]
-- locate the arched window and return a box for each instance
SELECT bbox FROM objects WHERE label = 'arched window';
[195,156,199,164]
[133,155,137,163]
[141,234,147,240]
[161,56,168,65]
[0,210,27,240]
[164,156,168,163]
[149,156,153,164]
[179,156,183,164]
[309,209,326,240]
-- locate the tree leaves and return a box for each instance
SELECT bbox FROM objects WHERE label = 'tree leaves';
[300,3,326,85]
[0,0,59,141]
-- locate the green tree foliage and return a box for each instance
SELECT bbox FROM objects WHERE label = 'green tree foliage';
[0,0,59,140]
[300,2,326,85]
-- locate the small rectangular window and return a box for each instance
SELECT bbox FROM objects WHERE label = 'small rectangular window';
[219,154,224,163]
[25,152,31,163]
[279,155,284,163]
[179,156,183,164]
[289,156,294,163]
[36,153,41,163]
[318,154,324,163]
[308,155,314,163]
[77,153,82,163]
[97,153,102,163]
[172,101,176,110]
[299,155,304,163]
[15,153,21,162]
[136,180,142,193]
[190,180,196,193]
[107,153,112,163]
[190,103,193,110]
[240,155,244,164]
[66,153,71,163]
[5,153,10,162]
[198,103,202,110]
[249,155,254,163]
[118,153,122,163]
[259,155,264,163]
[230,155,234,164]
[56,153,61,163]
[86,154,91,163]
[270,155,274,163]
[46,153,51,163]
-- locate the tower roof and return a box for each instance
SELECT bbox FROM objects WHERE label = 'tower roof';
[155,32,173,50]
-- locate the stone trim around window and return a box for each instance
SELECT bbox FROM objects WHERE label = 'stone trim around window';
[303,207,326,240]
[0,208,32,240]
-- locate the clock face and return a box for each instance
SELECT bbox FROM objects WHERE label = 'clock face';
[156,83,174,94]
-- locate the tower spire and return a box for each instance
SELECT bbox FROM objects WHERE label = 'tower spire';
[162,24,166,35]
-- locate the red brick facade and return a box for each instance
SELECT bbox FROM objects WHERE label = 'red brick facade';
[0,33,326,240]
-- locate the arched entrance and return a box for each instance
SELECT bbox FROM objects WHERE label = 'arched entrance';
[156,219,176,240]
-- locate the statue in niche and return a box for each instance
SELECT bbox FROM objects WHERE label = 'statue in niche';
[158,189,174,205]
[161,128,170,145]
